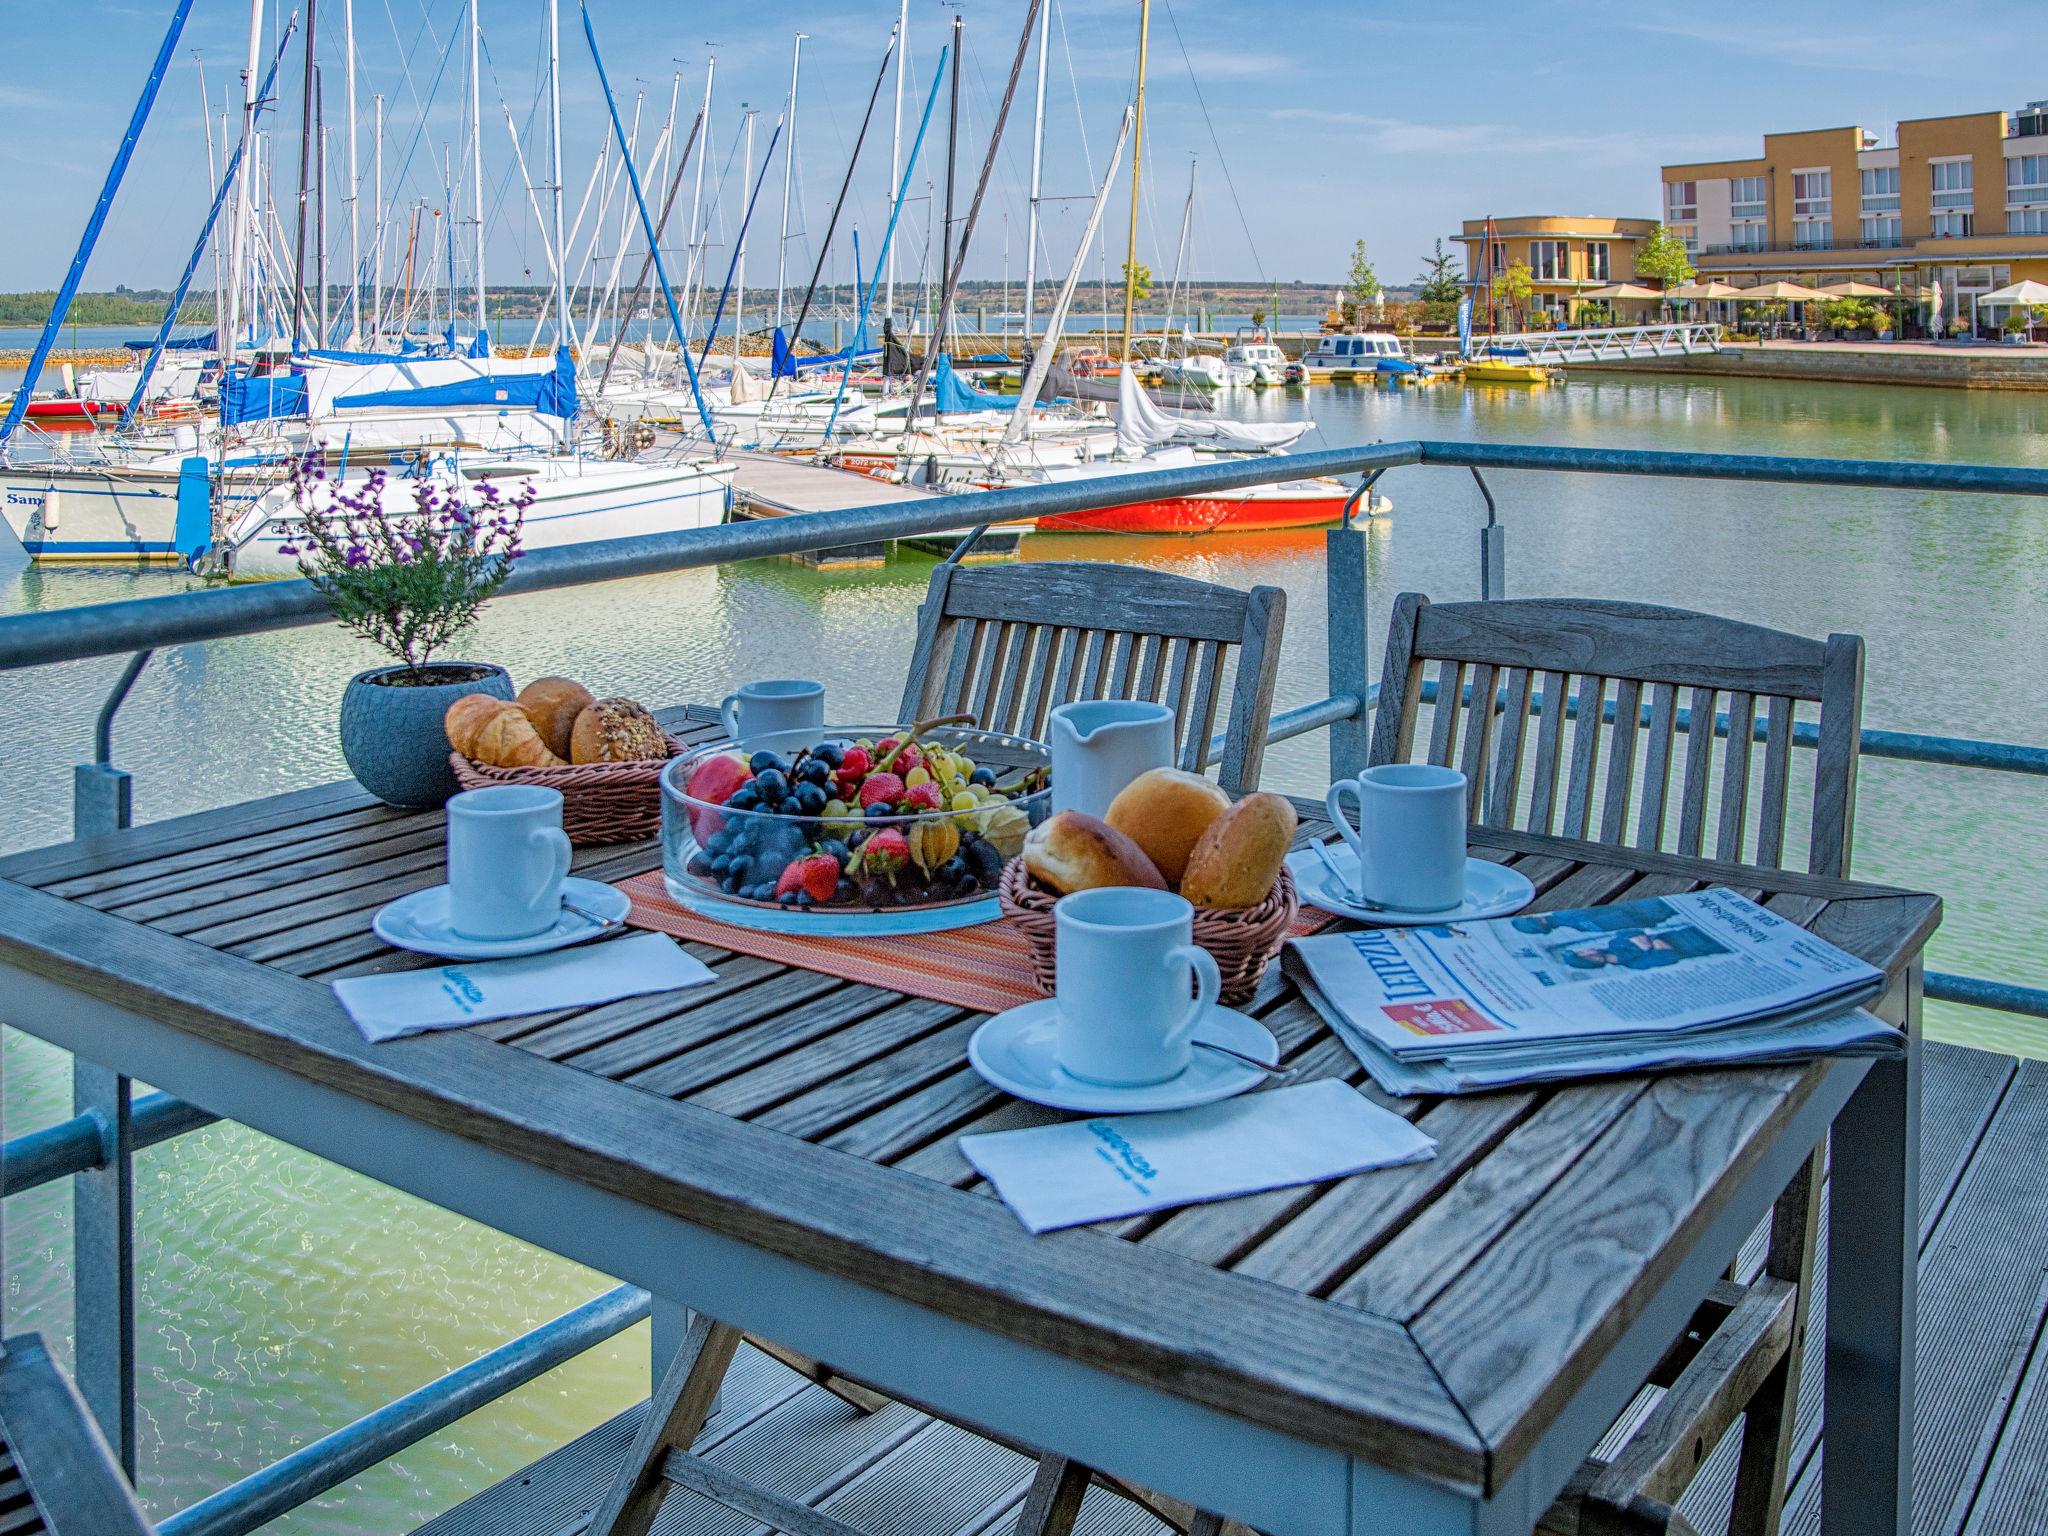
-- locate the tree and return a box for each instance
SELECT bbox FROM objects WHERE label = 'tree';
[1490,259,1534,328]
[1250,307,1267,327]
[1414,239,1463,306]
[1635,223,1695,290]
[1120,259,1153,304]
[1345,240,1382,319]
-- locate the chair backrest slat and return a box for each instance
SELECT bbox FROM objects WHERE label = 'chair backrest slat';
[1716,690,1756,862]
[900,561,1286,796]
[1368,595,1864,879]
[1634,681,1681,849]
[1675,685,1719,857]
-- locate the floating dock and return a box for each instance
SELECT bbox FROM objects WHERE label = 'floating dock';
[724,449,1021,567]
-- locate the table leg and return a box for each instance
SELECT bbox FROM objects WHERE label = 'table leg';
[1822,961,1920,1536]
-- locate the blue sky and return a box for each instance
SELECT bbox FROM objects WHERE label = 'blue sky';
[4,0,2044,298]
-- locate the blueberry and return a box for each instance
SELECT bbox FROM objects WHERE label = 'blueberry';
[708,854,731,875]
[866,802,894,820]
[833,878,858,903]
[686,852,713,877]
[964,839,1004,883]
[956,874,980,895]
[969,766,997,788]
[937,856,968,884]
[795,758,833,786]
[794,784,828,816]
[721,872,743,893]
[753,769,788,802]
[704,829,730,854]
[749,751,788,774]
[813,742,844,768]
[795,892,814,909]
[819,839,851,866]
[779,891,799,906]
[848,827,870,847]
[728,786,760,811]
[748,883,774,902]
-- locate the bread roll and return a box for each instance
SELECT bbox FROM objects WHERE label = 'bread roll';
[1180,793,1297,909]
[569,697,669,763]
[471,706,565,769]
[445,694,515,757]
[518,676,596,759]
[1105,767,1231,887]
[1021,810,1166,895]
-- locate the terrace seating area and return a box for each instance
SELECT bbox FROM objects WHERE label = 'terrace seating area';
[0,442,2043,1536]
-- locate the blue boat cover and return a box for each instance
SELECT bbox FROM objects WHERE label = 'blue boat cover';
[771,328,881,379]
[468,328,491,358]
[220,369,309,424]
[933,353,1015,413]
[332,346,578,418]
[124,331,216,352]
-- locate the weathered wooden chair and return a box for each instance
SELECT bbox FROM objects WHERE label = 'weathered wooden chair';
[898,559,1288,797]
[0,1333,156,1535]
[584,561,1287,1536]
[1370,593,1864,1536]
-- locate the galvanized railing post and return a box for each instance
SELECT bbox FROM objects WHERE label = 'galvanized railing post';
[1326,481,1375,781]
[66,649,152,1473]
[1471,469,1505,600]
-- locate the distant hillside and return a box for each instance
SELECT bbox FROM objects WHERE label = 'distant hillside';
[0,289,214,326]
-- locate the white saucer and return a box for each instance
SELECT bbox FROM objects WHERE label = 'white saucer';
[373,877,632,959]
[1286,846,1536,927]
[967,1001,1279,1114]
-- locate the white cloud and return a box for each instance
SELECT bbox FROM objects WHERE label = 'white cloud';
[1267,109,1659,161]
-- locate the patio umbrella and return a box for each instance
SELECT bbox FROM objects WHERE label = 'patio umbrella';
[1975,278,2048,307]
[1734,281,1831,302]
[1666,281,1743,300]
[1580,283,1662,301]
[1816,280,1893,298]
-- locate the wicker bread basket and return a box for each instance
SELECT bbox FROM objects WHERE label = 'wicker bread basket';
[997,858,1298,1008]
[448,733,688,846]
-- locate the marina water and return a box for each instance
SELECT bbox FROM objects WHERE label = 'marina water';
[3,369,2045,1530]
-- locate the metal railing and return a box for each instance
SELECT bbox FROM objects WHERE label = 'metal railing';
[3,436,2045,1532]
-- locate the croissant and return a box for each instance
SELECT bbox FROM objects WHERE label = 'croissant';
[445,694,514,757]
[518,676,596,759]
[471,706,566,768]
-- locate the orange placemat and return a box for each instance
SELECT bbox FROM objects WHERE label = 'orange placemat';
[616,869,1332,1015]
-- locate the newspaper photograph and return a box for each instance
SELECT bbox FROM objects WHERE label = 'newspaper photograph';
[1284,888,1885,1063]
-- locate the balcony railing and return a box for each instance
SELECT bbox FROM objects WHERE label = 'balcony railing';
[1701,236,1910,255]
[3,438,2047,1534]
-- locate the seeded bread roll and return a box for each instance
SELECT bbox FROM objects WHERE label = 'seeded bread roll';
[518,676,596,759]
[1021,810,1166,895]
[471,706,565,769]
[569,697,669,763]
[1179,793,1297,909]
[445,694,515,757]
[1105,767,1231,887]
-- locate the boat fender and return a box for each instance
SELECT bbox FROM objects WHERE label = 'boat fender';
[40,485,59,532]
[174,457,213,566]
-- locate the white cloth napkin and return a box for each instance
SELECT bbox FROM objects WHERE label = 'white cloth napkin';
[333,932,714,1043]
[959,1079,1437,1234]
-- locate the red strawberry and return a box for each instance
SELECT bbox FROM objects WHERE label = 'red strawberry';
[893,742,925,772]
[837,745,872,779]
[775,853,842,903]
[857,771,905,809]
[858,828,910,878]
[903,780,943,811]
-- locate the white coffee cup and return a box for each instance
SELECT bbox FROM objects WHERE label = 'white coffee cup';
[1053,887,1221,1087]
[446,785,574,940]
[719,679,826,755]
[1324,763,1469,913]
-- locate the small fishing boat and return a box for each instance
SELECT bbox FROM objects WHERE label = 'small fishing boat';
[1220,335,1291,386]
[1300,332,1412,381]
[1463,354,1557,385]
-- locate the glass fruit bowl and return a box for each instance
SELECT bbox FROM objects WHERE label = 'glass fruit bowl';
[660,721,1051,925]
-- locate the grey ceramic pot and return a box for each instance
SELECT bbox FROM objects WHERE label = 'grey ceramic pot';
[339,662,514,808]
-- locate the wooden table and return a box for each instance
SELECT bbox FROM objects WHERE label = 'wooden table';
[0,707,1937,1536]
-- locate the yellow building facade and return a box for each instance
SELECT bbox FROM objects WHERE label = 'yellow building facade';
[1660,104,2048,332]
[1453,216,1661,322]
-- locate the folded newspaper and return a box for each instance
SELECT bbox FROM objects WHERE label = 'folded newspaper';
[1283,887,1900,1095]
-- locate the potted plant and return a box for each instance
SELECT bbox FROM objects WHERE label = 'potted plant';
[281,454,532,807]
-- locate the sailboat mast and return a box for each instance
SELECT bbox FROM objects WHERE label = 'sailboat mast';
[291,0,319,350]
[1119,0,1152,360]
[735,107,756,371]
[547,0,568,347]
[774,32,804,333]
[1022,0,1048,341]
[372,94,383,341]
[886,0,906,322]
[316,75,328,343]
[684,57,714,333]
[942,13,960,332]
[468,0,486,339]
[343,0,358,337]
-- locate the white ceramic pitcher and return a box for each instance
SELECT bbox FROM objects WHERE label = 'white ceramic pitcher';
[1048,700,1176,819]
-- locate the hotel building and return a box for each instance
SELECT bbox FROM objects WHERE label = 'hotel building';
[1452,216,1661,321]
[1660,104,2048,329]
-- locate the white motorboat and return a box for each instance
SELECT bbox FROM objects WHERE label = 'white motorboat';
[1300,331,1415,380]
[1220,338,1293,386]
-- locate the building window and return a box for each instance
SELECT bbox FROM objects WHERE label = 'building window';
[1793,219,1832,249]
[2010,206,2048,235]
[1675,226,1699,254]
[1489,241,1507,275]
[1729,176,1767,219]
[1584,242,1610,280]
[1859,215,1902,247]
[1930,158,1973,210]
[1792,170,1831,217]
[1665,181,1697,222]
[1727,225,1766,252]
[2007,154,2048,207]
[1930,210,1975,238]
[1859,165,1900,212]
[1529,240,1567,280]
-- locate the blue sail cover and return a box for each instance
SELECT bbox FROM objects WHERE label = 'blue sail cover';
[332,347,578,419]
[771,327,879,379]
[468,328,491,358]
[124,330,216,352]
[933,353,1015,413]
[220,369,309,424]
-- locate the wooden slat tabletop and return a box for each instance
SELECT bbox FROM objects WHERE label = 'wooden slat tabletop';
[0,703,1941,1503]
